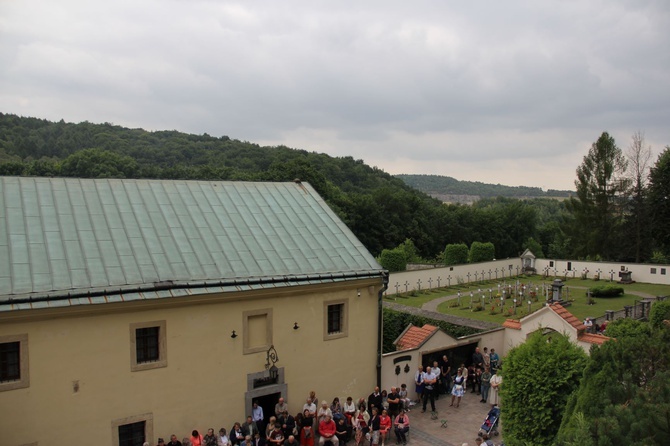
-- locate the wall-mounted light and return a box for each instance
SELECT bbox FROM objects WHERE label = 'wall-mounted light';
[293,322,299,330]
[231,330,238,339]
[357,289,361,297]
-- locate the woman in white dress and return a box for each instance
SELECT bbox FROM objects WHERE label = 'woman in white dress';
[488,372,502,407]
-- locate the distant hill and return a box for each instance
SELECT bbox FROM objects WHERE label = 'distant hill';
[396,174,573,204]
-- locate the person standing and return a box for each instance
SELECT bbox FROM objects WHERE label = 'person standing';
[252,402,265,435]
[489,349,500,375]
[480,366,492,403]
[368,387,383,416]
[441,355,452,395]
[243,416,260,439]
[472,347,485,370]
[450,369,465,408]
[488,370,502,407]
[421,366,436,413]
[414,365,424,403]
[386,386,400,418]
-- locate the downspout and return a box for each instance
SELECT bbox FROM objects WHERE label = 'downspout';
[377,271,389,388]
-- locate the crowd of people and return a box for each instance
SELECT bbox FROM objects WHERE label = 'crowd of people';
[150,347,502,446]
[149,389,411,446]
[413,347,502,415]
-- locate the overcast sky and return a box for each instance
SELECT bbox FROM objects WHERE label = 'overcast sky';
[2,1,669,190]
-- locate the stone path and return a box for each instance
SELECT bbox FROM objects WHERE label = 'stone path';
[355,388,503,446]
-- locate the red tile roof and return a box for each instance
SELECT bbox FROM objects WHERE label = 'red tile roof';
[578,333,610,345]
[549,303,585,334]
[395,324,439,351]
[503,319,522,330]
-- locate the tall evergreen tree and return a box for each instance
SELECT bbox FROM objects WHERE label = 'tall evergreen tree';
[648,147,670,258]
[565,132,629,260]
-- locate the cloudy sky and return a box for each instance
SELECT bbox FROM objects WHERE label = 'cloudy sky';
[2,1,669,190]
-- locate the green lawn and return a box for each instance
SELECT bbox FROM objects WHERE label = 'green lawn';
[384,275,670,325]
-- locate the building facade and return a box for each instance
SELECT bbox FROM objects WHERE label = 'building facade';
[0,177,387,446]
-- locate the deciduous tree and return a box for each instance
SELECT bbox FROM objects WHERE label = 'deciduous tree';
[501,331,587,445]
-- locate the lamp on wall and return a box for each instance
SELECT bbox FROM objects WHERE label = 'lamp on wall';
[265,345,279,380]
[293,322,299,330]
[231,330,238,339]
[357,289,361,297]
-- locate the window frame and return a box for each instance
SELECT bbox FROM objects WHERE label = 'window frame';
[111,413,153,446]
[323,298,349,341]
[0,333,29,392]
[129,321,167,372]
[243,308,273,355]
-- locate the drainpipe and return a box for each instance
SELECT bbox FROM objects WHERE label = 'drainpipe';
[377,271,389,388]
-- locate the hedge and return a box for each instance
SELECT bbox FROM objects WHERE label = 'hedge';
[382,307,480,353]
[587,286,624,298]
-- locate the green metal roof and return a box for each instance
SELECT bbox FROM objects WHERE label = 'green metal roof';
[0,177,384,309]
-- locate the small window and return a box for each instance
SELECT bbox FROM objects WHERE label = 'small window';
[136,327,160,364]
[567,262,572,271]
[0,334,29,391]
[112,413,153,446]
[118,421,146,446]
[328,304,344,334]
[549,261,554,267]
[324,299,349,340]
[130,321,166,372]
[662,268,667,275]
[651,268,657,274]
[0,342,20,382]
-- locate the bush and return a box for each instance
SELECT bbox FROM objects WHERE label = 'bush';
[469,241,495,263]
[449,300,460,308]
[382,308,480,353]
[444,243,469,265]
[502,332,587,445]
[588,286,623,298]
[378,248,407,272]
[649,300,670,330]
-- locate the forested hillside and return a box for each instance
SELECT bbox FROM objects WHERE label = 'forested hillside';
[0,113,670,262]
[396,173,572,202]
[0,113,569,261]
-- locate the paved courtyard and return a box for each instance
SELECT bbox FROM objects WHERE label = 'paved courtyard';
[379,390,502,446]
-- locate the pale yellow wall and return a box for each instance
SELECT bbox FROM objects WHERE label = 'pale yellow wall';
[0,279,382,446]
[500,307,597,355]
[381,350,420,393]
[381,329,507,392]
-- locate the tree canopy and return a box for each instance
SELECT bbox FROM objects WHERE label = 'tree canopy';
[501,331,587,445]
